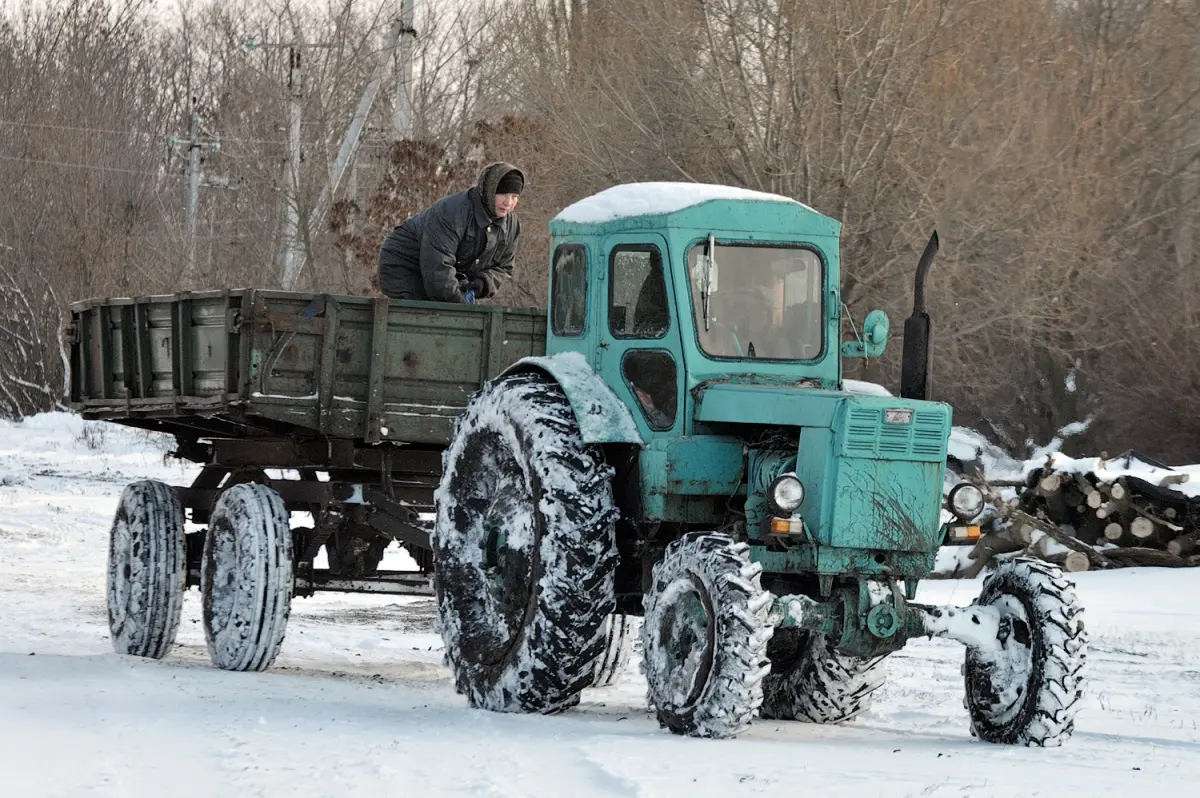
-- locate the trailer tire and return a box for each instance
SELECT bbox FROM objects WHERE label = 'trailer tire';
[202,483,294,672]
[107,480,186,659]
[434,371,618,713]
[760,631,888,723]
[642,532,773,738]
[965,558,1086,746]
[591,614,637,688]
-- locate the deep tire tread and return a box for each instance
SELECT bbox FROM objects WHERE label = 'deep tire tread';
[591,614,636,688]
[107,480,186,659]
[965,557,1087,747]
[761,632,888,724]
[435,371,618,713]
[201,483,293,672]
[642,531,773,739]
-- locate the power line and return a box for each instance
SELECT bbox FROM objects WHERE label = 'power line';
[0,153,171,178]
[0,119,289,147]
[0,151,274,186]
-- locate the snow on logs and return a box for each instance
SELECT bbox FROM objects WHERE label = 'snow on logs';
[940,452,1200,578]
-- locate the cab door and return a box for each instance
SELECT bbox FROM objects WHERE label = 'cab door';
[595,232,684,438]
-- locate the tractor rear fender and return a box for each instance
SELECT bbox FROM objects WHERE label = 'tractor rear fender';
[500,353,645,446]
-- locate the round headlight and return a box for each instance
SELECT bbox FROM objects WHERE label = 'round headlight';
[948,483,985,521]
[768,473,805,514]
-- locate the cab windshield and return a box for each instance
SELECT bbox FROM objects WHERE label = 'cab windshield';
[688,243,824,360]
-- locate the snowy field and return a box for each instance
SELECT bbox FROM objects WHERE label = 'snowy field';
[2,413,1199,797]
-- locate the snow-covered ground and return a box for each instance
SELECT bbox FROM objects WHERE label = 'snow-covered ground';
[2,414,1199,797]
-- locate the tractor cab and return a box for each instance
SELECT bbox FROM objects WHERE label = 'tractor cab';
[546,182,950,587]
[547,183,844,423]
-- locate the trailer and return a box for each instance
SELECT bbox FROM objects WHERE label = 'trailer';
[71,291,544,594]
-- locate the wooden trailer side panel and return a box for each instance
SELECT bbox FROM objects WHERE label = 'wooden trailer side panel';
[243,292,546,444]
[69,290,547,445]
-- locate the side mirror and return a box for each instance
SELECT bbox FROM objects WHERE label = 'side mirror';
[841,310,890,358]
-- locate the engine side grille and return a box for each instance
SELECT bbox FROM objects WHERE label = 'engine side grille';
[842,406,949,460]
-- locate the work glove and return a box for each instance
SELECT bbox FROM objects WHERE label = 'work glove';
[456,273,482,305]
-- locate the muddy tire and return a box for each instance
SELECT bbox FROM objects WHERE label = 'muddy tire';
[591,614,636,688]
[433,371,618,713]
[107,480,186,659]
[201,483,294,671]
[760,631,887,723]
[642,532,773,738]
[965,558,1086,746]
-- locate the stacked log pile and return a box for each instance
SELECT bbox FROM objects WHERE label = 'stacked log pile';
[940,452,1200,578]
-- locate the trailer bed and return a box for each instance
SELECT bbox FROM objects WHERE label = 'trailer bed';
[69,290,547,445]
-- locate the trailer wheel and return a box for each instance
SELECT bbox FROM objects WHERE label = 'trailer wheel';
[760,631,888,723]
[434,371,618,713]
[965,558,1086,746]
[591,614,637,688]
[202,483,294,671]
[107,480,186,659]
[642,532,773,738]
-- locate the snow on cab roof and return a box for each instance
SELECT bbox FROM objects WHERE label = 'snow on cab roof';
[553,182,810,225]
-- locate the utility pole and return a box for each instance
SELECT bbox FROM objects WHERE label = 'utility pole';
[281,45,305,287]
[168,108,219,282]
[281,19,405,289]
[393,0,417,139]
[187,113,202,273]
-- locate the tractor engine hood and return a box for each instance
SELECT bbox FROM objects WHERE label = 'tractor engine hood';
[695,381,953,567]
[694,382,843,429]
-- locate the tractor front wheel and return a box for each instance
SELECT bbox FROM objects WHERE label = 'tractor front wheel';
[964,558,1086,746]
[642,532,773,738]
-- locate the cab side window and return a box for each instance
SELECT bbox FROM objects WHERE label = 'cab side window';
[551,245,587,336]
[609,246,668,338]
[622,350,678,430]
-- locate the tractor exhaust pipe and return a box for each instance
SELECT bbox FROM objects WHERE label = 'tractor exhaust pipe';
[899,231,939,400]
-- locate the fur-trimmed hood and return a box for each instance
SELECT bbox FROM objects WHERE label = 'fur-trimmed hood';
[475,161,525,218]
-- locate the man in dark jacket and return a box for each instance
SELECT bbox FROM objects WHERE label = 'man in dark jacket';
[377,161,524,304]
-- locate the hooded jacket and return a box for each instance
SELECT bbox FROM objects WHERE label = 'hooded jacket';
[377,162,524,303]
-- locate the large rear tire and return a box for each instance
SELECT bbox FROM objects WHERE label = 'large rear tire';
[760,631,887,723]
[965,558,1086,746]
[642,532,773,738]
[107,480,186,659]
[434,371,618,713]
[201,483,294,672]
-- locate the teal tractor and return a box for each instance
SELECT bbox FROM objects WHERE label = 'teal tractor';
[434,184,1086,745]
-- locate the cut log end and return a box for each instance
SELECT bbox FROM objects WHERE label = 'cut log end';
[1062,551,1091,572]
[1038,474,1063,494]
[1130,516,1157,540]
[1167,534,1198,558]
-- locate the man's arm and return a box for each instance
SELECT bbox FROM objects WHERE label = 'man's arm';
[474,216,521,299]
[419,206,468,303]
